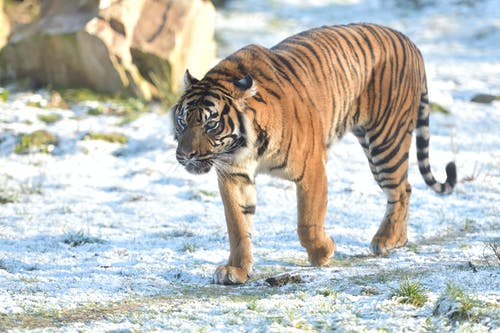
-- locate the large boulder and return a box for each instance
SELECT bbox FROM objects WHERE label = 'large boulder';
[0,0,216,100]
[0,0,10,48]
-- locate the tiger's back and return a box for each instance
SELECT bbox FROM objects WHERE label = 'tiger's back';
[173,23,456,284]
[269,24,425,140]
[204,24,430,183]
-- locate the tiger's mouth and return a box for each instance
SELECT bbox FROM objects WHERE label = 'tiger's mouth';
[178,157,213,174]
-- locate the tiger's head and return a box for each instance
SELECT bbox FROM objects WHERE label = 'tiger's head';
[172,70,257,174]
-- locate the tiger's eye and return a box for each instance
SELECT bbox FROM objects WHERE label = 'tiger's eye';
[178,116,186,127]
[205,120,219,132]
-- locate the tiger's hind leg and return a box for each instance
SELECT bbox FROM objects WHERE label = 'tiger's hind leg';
[353,123,413,255]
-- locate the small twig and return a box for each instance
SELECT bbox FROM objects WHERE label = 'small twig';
[467,261,478,273]
[483,241,500,267]
[489,242,500,263]
[461,160,480,183]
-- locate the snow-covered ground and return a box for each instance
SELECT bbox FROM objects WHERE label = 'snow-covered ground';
[1,0,499,331]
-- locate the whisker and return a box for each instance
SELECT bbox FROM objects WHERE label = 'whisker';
[213,160,231,181]
[165,160,182,176]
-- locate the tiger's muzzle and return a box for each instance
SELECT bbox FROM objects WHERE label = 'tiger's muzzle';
[176,150,213,174]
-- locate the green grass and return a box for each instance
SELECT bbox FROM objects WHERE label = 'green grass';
[62,231,106,247]
[406,242,420,253]
[0,191,17,204]
[429,102,451,114]
[182,242,197,253]
[0,259,9,271]
[58,88,156,125]
[189,189,217,201]
[0,88,8,101]
[87,105,106,116]
[247,298,259,311]
[116,111,142,126]
[316,288,338,298]
[15,130,58,154]
[0,289,272,331]
[58,88,151,111]
[57,88,113,103]
[391,278,428,307]
[26,100,43,108]
[434,283,481,322]
[37,113,62,124]
[83,132,128,144]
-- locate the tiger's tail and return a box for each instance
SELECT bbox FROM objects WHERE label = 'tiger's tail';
[416,82,457,194]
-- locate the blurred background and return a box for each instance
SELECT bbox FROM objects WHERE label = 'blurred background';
[0,0,498,105]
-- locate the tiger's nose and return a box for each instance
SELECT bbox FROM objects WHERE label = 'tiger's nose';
[182,148,198,159]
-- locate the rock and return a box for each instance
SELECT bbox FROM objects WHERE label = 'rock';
[129,0,216,92]
[265,272,304,287]
[212,0,229,8]
[47,91,70,109]
[0,0,9,47]
[470,93,500,104]
[0,0,216,100]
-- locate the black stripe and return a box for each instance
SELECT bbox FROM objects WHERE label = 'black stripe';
[267,55,292,81]
[418,164,432,176]
[273,53,301,80]
[424,177,437,186]
[445,162,457,187]
[236,111,246,148]
[372,144,402,167]
[201,78,231,95]
[270,131,293,171]
[291,151,309,183]
[201,99,215,107]
[378,153,408,174]
[221,104,230,115]
[240,205,256,215]
[416,136,429,150]
[229,173,254,184]
[416,115,429,128]
[262,86,282,100]
[253,93,265,104]
[380,172,408,190]
[207,68,233,79]
[416,151,428,161]
[256,129,269,157]
[371,120,412,158]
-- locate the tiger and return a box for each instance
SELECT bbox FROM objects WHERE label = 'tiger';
[172,23,457,285]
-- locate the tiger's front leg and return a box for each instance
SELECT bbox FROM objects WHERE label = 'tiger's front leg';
[214,172,256,285]
[296,161,336,266]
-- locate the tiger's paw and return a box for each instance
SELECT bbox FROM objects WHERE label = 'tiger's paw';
[370,235,408,256]
[307,236,336,266]
[213,265,250,285]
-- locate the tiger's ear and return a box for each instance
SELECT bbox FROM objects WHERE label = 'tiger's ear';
[234,74,257,99]
[184,69,199,89]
